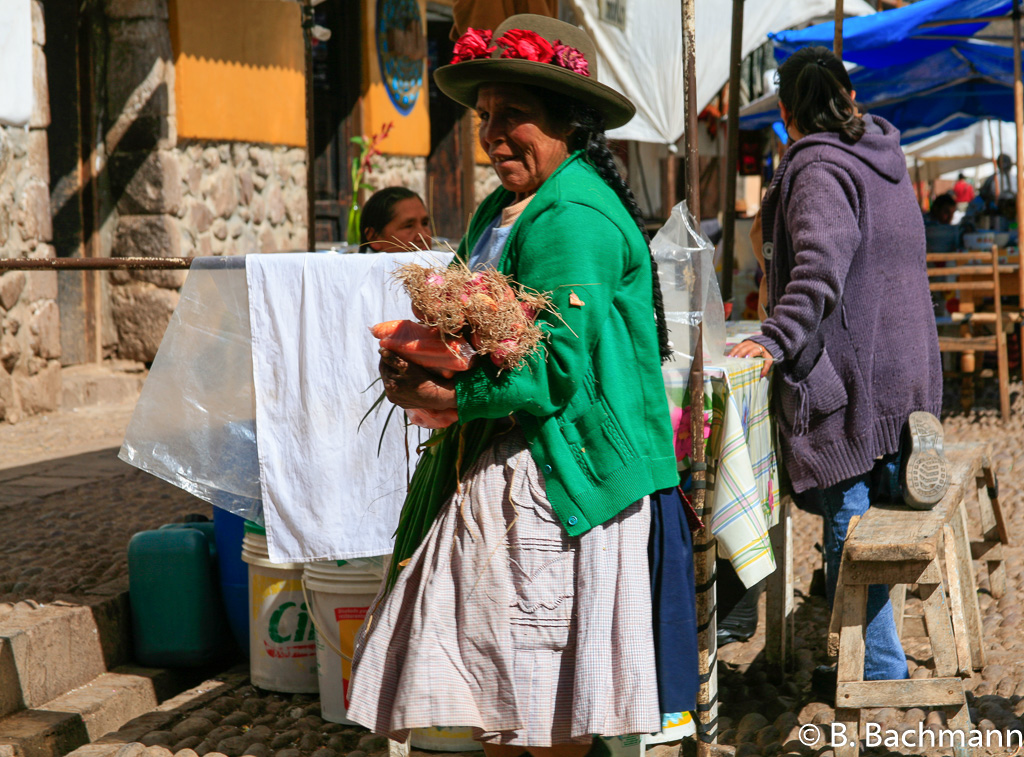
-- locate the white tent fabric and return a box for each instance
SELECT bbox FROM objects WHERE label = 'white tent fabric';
[569,0,874,144]
[904,121,1019,183]
[0,0,33,127]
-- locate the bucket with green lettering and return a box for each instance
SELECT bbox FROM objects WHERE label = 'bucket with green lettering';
[242,522,318,693]
[409,726,480,751]
[302,559,386,724]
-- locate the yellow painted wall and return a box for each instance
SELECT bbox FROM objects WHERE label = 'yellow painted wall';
[169,0,305,146]
[362,0,430,156]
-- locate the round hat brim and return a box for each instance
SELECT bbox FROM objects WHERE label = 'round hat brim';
[434,58,636,130]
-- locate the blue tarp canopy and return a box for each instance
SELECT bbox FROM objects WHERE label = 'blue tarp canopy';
[741,0,1018,142]
[770,0,1013,68]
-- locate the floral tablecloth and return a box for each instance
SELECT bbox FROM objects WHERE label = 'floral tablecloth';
[663,353,780,588]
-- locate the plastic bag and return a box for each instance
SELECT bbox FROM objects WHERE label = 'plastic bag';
[651,201,726,362]
[119,256,265,523]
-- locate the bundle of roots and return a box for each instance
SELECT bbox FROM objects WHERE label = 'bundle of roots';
[393,262,552,372]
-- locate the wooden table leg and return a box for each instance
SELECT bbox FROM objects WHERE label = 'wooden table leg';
[766,496,793,681]
[836,583,868,757]
[890,584,906,638]
[950,503,986,670]
[975,471,1007,598]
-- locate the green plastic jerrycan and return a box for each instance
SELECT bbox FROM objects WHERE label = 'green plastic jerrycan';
[128,526,231,667]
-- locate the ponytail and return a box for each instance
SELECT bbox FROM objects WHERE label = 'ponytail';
[777,46,864,144]
[532,88,674,362]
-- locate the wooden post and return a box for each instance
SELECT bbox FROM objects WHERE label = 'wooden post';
[1014,0,1024,256]
[303,0,316,251]
[690,325,715,756]
[662,155,679,221]
[721,0,744,307]
[683,2,714,751]
[683,0,701,219]
[834,0,845,59]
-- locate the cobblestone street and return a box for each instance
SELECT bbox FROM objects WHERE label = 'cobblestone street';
[3,391,1024,757]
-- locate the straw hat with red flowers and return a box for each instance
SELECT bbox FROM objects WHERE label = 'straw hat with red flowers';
[434,14,635,129]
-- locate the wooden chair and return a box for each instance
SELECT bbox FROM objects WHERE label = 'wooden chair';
[927,245,1012,420]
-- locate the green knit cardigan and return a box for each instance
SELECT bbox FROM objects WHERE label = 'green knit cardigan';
[455,151,678,535]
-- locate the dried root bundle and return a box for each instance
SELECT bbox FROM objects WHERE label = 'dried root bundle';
[393,262,552,372]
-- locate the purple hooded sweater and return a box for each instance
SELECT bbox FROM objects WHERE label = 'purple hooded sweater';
[750,115,942,493]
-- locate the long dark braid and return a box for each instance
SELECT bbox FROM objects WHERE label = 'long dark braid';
[536,90,673,361]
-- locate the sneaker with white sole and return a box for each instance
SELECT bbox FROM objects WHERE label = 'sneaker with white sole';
[900,411,950,510]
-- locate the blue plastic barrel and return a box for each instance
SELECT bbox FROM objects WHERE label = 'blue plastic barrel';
[213,508,249,656]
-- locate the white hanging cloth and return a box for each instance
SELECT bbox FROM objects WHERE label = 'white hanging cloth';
[0,0,33,127]
[568,0,875,145]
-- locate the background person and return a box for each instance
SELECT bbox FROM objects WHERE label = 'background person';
[953,172,975,210]
[359,187,432,251]
[980,154,1016,204]
[729,46,944,690]
[349,14,683,756]
[927,193,957,225]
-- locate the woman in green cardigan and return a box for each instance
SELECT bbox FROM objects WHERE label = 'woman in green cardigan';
[348,15,678,756]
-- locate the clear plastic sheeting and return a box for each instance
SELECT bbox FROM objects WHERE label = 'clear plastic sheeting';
[120,257,265,523]
[652,201,726,362]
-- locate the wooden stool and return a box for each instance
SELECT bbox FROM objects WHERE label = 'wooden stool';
[827,455,986,757]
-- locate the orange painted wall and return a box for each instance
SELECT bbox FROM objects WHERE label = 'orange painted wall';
[362,0,430,156]
[169,0,305,146]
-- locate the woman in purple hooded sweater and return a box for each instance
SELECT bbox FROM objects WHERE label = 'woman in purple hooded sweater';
[730,47,945,683]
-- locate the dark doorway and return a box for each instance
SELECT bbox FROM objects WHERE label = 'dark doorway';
[425,8,473,242]
[44,0,99,364]
[312,0,363,243]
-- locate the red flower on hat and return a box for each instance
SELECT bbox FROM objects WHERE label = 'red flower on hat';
[496,29,555,63]
[552,42,590,76]
[451,28,495,63]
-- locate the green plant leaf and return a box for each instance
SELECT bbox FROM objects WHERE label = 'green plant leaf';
[357,389,388,432]
[377,404,399,457]
[350,135,366,146]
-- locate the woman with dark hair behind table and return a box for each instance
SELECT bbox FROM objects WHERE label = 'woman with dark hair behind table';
[348,14,686,756]
[730,46,946,688]
[358,186,433,251]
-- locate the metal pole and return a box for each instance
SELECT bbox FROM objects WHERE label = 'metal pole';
[303,0,317,252]
[721,0,744,307]
[1015,0,1024,235]
[0,258,194,270]
[683,0,700,220]
[834,0,844,59]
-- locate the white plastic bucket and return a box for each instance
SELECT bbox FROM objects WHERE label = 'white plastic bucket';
[302,559,385,725]
[242,532,319,693]
[410,726,481,752]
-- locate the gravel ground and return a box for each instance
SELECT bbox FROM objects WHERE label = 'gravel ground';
[8,384,1024,757]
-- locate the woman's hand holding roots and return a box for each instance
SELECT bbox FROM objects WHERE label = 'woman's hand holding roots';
[379,348,460,428]
[728,339,774,378]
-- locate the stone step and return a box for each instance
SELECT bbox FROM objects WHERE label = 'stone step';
[0,672,158,757]
[0,602,107,719]
[59,363,147,411]
[62,667,250,757]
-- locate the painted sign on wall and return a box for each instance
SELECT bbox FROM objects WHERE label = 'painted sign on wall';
[363,0,429,156]
[376,0,427,115]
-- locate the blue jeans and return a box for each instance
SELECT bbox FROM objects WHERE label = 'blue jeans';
[796,455,910,681]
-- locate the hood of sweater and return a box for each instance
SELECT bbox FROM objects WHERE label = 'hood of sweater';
[781,114,906,185]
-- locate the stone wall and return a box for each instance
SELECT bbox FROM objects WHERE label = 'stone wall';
[174,142,307,259]
[101,0,307,363]
[474,165,501,206]
[365,155,427,199]
[0,0,60,422]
